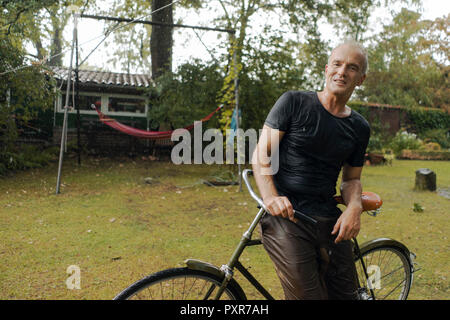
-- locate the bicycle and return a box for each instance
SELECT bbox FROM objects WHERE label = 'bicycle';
[114,169,417,300]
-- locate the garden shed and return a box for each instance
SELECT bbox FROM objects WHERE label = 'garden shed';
[51,67,166,154]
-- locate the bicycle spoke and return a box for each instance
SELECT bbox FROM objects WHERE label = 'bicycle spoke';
[171,278,174,299]
[197,278,210,298]
[182,276,187,299]
[186,277,198,298]
[379,273,405,289]
[380,279,406,300]
[380,265,406,281]
[148,285,154,299]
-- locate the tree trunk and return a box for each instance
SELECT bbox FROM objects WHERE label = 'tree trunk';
[150,0,173,79]
[49,9,63,67]
[34,37,44,60]
[49,26,62,66]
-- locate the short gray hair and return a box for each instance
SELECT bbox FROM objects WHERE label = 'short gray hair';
[330,40,369,75]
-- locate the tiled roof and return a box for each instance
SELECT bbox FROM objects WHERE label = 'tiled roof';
[50,67,153,88]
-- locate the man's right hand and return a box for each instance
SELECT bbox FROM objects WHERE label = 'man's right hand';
[264,195,297,223]
[252,125,297,223]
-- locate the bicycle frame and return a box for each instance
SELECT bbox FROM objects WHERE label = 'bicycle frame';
[206,211,376,300]
[208,169,380,300]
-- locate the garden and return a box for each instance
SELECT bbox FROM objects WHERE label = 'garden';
[0,157,448,299]
[1,0,449,301]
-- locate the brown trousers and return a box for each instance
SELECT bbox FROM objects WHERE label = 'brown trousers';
[260,213,359,300]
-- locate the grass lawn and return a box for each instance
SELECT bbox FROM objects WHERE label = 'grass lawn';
[0,157,448,300]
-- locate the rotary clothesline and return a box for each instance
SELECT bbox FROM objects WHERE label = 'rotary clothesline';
[55,2,242,194]
[91,104,223,140]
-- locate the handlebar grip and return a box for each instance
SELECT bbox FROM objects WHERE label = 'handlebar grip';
[243,169,318,226]
[294,210,318,225]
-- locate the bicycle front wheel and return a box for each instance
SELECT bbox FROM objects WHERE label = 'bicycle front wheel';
[114,267,245,300]
[355,245,413,300]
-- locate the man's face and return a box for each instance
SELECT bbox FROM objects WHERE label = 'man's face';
[325,44,366,96]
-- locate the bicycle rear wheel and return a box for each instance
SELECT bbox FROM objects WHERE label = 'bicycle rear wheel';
[114,267,245,300]
[355,245,412,300]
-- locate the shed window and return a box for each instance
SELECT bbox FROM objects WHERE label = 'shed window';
[108,97,145,114]
[62,94,101,111]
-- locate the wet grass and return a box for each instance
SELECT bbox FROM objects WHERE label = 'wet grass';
[0,157,448,300]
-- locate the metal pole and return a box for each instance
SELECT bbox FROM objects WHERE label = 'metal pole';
[80,14,235,34]
[232,39,242,192]
[75,28,81,166]
[56,12,78,194]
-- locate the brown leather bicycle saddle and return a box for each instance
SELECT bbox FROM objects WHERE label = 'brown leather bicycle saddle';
[334,192,383,211]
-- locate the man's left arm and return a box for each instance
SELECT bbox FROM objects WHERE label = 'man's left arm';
[331,164,364,243]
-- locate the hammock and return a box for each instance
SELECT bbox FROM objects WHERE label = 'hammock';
[91,104,222,140]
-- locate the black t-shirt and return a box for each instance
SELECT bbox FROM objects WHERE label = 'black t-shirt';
[264,91,370,217]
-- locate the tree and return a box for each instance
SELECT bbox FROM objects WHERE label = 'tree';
[7,0,94,66]
[1,0,58,35]
[147,61,223,129]
[142,0,422,133]
[211,0,399,129]
[99,0,153,74]
[150,0,173,79]
[0,0,57,174]
[358,9,449,109]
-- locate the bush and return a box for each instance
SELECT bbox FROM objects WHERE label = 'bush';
[421,142,441,151]
[147,61,223,130]
[367,133,384,153]
[419,128,450,150]
[0,145,59,175]
[389,130,423,156]
[406,108,450,134]
[362,115,392,153]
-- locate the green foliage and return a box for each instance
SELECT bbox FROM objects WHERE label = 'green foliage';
[366,133,385,153]
[1,6,56,174]
[0,145,59,176]
[348,100,450,152]
[1,0,90,65]
[419,128,450,150]
[0,38,55,139]
[389,130,423,155]
[406,107,450,134]
[413,202,424,212]
[347,100,370,118]
[239,35,311,130]
[147,61,224,129]
[0,0,58,34]
[217,41,241,134]
[347,101,392,153]
[146,29,312,136]
[358,9,449,109]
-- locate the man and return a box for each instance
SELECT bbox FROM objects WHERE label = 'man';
[252,41,370,300]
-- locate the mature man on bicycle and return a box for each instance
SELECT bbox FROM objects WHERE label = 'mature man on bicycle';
[252,41,370,300]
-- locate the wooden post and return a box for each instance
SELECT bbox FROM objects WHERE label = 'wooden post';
[415,168,436,191]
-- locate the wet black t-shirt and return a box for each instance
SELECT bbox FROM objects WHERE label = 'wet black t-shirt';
[264,91,370,217]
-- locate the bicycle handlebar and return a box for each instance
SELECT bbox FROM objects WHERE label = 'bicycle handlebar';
[242,169,318,225]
